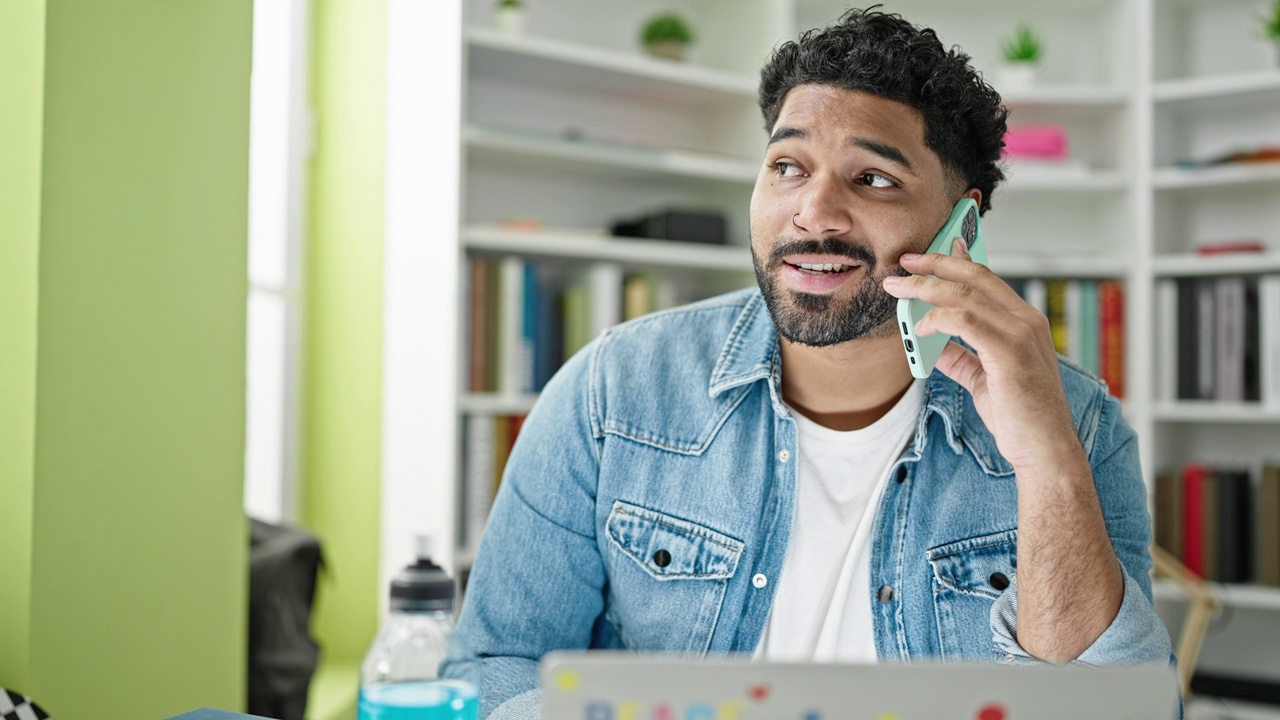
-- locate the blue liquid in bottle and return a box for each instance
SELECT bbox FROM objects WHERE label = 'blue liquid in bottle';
[358,680,479,720]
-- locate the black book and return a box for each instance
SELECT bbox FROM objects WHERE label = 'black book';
[1244,277,1261,402]
[1216,469,1254,584]
[1176,279,1199,400]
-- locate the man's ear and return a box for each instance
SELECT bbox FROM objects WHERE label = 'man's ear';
[962,187,983,209]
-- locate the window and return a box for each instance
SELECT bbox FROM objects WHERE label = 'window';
[245,0,311,523]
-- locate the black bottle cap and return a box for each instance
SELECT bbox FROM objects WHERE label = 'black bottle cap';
[389,535,455,612]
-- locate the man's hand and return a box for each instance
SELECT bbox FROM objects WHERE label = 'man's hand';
[881,239,1078,473]
[882,238,1124,664]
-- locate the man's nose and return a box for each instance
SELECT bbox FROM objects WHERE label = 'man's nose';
[791,175,854,237]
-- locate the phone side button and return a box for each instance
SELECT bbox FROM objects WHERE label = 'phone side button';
[904,338,914,352]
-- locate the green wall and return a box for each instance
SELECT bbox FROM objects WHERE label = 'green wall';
[303,0,389,674]
[0,2,253,717]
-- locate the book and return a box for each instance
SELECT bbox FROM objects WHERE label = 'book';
[1183,463,1209,577]
[1156,279,1178,402]
[1065,280,1083,365]
[1046,279,1068,356]
[493,415,513,495]
[520,263,540,393]
[1154,470,1184,561]
[1197,278,1216,400]
[1259,463,1280,587]
[1098,281,1125,399]
[561,284,592,360]
[1202,468,1220,581]
[1176,279,1199,400]
[1215,469,1253,584]
[1244,277,1261,402]
[1079,280,1100,375]
[1213,277,1245,403]
[498,257,527,395]
[624,273,657,321]
[1262,275,1280,410]
[468,258,490,393]
[464,413,496,551]
[590,263,624,338]
[1023,278,1047,316]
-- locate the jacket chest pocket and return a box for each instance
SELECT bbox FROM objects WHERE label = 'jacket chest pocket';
[604,501,743,655]
[927,529,1018,661]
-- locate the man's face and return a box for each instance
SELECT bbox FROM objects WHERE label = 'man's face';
[750,84,961,347]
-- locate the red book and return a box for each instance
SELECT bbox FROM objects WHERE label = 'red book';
[1183,463,1209,578]
[1098,281,1125,399]
[468,258,490,393]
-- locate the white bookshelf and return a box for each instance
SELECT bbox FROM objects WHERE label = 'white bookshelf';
[383,0,1280,687]
[1154,580,1280,612]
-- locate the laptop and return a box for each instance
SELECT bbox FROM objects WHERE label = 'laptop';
[539,652,1179,719]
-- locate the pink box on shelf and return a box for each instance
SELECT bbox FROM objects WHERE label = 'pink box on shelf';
[1003,125,1069,161]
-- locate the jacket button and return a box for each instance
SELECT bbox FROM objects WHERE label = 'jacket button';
[752,573,768,589]
[990,572,1010,591]
[878,585,894,603]
[652,549,671,568]
[778,449,791,463]
[895,466,908,483]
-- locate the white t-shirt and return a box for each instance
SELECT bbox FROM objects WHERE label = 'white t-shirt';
[756,379,925,662]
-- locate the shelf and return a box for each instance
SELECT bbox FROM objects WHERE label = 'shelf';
[464,225,753,271]
[1152,401,1280,424]
[990,255,1131,279]
[460,393,540,415]
[466,126,758,185]
[1154,70,1280,113]
[466,28,757,108]
[1000,166,1127,193]
[1153,579,1280,612]
[1154,163,1280,190]
[1154,253,1280,277]
[1001,86,1130,109]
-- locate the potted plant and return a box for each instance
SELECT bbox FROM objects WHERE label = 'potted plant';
[494,0,525,35]
[641,13,694,61]
[1263,1,1280,68]
[997,24,1044,91]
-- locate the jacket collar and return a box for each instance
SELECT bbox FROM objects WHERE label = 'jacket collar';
[707,289,1012,474]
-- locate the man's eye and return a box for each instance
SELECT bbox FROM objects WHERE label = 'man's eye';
[773,162,802,178]
[860,172,896,189]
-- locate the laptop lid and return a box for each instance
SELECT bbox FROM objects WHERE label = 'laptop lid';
[539,652,1178,720]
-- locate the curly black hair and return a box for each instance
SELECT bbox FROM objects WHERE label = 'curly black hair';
[759,7,1008,215]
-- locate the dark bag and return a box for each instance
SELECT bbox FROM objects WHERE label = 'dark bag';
[248,518,324,720]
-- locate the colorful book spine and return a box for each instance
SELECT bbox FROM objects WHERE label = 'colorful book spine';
[1046,279,1068,356]
[464,413,495,551]
[1183,463,1208,578]
[1259,464,1280,587]
[1079,280,1100,376]
[1098,281,1125,399]
[1262,275,1280,410]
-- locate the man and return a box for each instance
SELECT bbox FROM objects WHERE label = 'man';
[443,9,1174,719]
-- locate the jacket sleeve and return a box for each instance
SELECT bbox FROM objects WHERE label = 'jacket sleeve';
[441,340,606,720]
[987,391,1177,670]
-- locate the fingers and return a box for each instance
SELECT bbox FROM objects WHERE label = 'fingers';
[934,340,985,393]
[896,240,1027,314]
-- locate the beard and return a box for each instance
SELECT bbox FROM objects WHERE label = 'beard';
[752,234,907,348]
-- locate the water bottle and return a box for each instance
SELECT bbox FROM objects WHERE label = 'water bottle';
[358,535,479,720]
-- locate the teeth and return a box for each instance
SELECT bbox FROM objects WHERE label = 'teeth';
[796,262,848,272]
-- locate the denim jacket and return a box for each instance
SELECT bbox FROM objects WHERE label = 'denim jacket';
[443,288,1176,720]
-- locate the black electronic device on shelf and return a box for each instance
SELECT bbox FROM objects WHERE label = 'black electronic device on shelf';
[610,209,727,245]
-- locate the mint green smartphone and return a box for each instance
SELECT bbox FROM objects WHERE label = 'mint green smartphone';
[896,198,987,379]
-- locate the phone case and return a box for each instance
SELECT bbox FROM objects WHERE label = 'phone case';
[896,198,987,379]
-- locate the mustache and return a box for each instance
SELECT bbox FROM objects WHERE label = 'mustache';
[768,236,878,268]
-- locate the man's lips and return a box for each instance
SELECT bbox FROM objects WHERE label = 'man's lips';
[780,254,864,274]
[779,255,864,293]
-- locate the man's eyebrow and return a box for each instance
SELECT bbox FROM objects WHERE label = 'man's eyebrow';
[851,137,914,172]
[767,126,808,146]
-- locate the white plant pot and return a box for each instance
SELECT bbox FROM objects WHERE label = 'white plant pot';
[998,63,1039,92]
[494,6,525,35]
